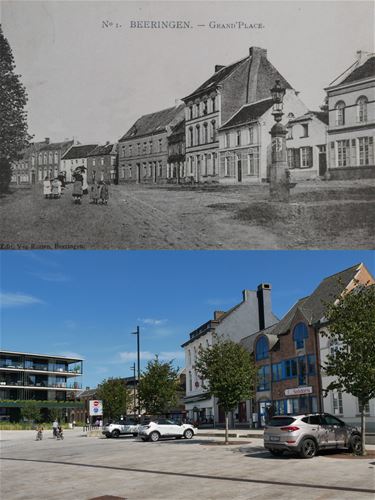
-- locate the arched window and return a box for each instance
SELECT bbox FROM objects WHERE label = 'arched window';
[255,336,269,361]
[357,96,368,123]
[293,323,308,349]
[189,127,194,147]
[211,120,216,142]
[203,123,208,143]
[196,124,200,145]
[335,101,345,126]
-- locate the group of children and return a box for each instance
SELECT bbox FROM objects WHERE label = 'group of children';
[43,176,64,199]
[89,181,109,205]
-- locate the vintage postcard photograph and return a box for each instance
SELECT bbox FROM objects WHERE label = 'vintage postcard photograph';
[1,0,374,249]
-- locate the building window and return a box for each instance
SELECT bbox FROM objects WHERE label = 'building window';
[287,126,293,140]
[293,323,308,349]
[92,158,96,167]
[357,96,368,123]
[211,120,216,142]
[101,157,104,166]
[358,399,370,414]
[335,101,345,126]
[203,100,208,115]
[196,125,200,145]
[137,143,141,155]
[194,103,199,118]
[203,123,208,143]
[158,139,162,152]
[332,391,343,414]
[224,156,230,176]
[300,147,313,168]
[359,137,373,166]
[31,155,35,166]
[301,124,309,137]
[149,141,153,153]
[248,127,254,144]
[257,365,270,391]
[189,106,193,120]
[43,153,47,165]
[158,161,162,177]
[236,130,241,146]
[129,145,132,156]
[337,140,350,167]
[272,362,282,382]
[211,96,216,113]
[129,166,132,178]
[247,149,259,176]
[256,336,269,360]
[54,152,58,164]
[189,371,192,392]
[225,132,230,148]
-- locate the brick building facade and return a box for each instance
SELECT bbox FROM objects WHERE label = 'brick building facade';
[86,143,118,184]
[118,104,185,184]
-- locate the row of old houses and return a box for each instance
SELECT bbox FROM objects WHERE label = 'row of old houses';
[182,263,375,430]
[11,47,374,186]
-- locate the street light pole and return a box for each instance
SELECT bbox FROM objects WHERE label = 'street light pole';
[131,326,140,416]
[131,362,137,418]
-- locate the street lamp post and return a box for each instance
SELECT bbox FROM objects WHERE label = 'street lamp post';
[131,326,140,415]
[269,80,290,202]
[131,362,137,418]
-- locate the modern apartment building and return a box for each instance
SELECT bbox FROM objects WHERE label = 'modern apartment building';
[0,350,83,421]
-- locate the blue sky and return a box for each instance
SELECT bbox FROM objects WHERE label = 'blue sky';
[1,250,374,388]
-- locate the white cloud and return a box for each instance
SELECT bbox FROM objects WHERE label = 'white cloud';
[0,292,44,308]
[30,272,70,282]
[139,318,168,326]
[119,350,184,362]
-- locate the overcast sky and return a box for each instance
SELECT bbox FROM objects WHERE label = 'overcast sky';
[2,1,374,144]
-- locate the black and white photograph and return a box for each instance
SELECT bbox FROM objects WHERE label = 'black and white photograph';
[1,0,374,249]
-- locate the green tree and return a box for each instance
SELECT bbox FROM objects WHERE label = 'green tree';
[96,377,130,420]
[322,281,375,455]
[0,25,30,192]
[20,401,41,423]
[195,336,256,444]
[138,356,180,416]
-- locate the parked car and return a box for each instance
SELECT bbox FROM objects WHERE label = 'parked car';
[102,419,140,438]
[264,413,362,458]
[138,418,197,442]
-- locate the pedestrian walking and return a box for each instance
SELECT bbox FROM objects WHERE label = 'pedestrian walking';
[99,181,109,205]
[43,177,52,199]
[52,419,59,438]
[72,171,83,204]
[51,178,61,199]
[81,168,88,195]
[90,181,99,204]
[36,425,43,441]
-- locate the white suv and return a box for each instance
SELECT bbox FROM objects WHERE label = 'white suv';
[102,419,140,438]
[138,418,196,442]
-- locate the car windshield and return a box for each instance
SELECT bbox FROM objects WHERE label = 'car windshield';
[267,417,297,427]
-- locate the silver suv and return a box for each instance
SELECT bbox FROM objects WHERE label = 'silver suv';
[264,413,362,458]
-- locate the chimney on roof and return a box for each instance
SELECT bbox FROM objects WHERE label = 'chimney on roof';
[213,311,225,320]
[45,137,50,144]
[356,50,369,65]
[215,65,225,72]
[247,47,268,104]
[257,283,272,331]
[249,47,267,59]
[105,141,110,145]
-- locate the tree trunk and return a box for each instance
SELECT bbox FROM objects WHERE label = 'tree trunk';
[360,406,366,456]
[225,412,229,444]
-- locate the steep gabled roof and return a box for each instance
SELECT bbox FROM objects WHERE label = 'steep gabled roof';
[240,324,279,354]
[183,48,293,103]
[39,140,74,152]
[87,144,116,157]
[61,144,98,160]
[271,263,364,335]
[219,98,274,130]
[183,57,248,100]
[120,104,185,141]
[341,56,375,84]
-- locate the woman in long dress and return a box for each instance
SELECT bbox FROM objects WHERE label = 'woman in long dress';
[72,172,83,204]
[99,181,109,205]
[43,177,51,199]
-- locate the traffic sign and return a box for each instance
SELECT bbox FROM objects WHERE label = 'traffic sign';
[89,400,103,416]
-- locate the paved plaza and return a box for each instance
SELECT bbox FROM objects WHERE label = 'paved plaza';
[1,429,375,500]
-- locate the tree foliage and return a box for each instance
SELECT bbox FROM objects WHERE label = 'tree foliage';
[195,336,256,442]
[322,281,375,454]
[96,377,130,420]
[0,25,30,191]
[138,356,180,416]
[20,401,41,422]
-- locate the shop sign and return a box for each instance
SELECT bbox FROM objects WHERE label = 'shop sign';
[285,386,312,396]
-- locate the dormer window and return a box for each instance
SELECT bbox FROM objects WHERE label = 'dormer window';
[293,322,308,349]
[255,336,269,361]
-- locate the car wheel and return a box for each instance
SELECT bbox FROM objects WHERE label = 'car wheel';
[111,429,120,438]
[269,449,284,457]
[150,431,160,442]
[184,429,193,439]
[349,435,362,455]
[299,438,317,459]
